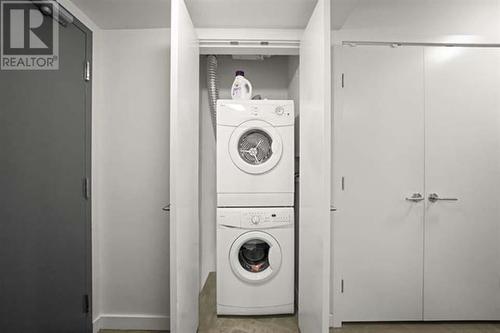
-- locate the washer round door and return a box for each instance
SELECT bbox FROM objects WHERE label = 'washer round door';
[229,231,282,283]
[229,120,283,174]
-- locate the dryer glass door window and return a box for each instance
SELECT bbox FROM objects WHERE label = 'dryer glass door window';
[238,130,273,165]
[229,120,283,175]
[239,239,270,273]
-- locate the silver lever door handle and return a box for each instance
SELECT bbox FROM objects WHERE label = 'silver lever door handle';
[405,193,424,202]
[428,193,458,203]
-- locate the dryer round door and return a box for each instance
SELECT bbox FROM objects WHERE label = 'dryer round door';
[229,120,283,174]
[229,231,282,284]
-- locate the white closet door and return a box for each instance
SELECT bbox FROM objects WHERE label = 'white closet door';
[424,47,500,320]
[170,0,200,332]
[298,0,331,332]
[333,46,425,323]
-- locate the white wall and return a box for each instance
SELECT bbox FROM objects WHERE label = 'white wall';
[97,28,171,331]
[64,2,171,330]
[333,0,500,43]
[330,0,500,326]
[198,55,299,287]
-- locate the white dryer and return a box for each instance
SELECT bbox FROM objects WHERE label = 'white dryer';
[217,207,294,315]
[217,100,294,207]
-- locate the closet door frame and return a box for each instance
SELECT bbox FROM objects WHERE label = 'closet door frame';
[170,0,200,332]
[299,0,332,332]
[170,1,333,332]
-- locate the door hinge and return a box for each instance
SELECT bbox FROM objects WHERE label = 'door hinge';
[341,177,345,191]
[83,177,90,200]
[341,73,345,88]
[84,61,90,81]
[83,294,90,313]
[341,279,344,293]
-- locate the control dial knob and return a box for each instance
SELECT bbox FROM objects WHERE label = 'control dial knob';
[251,216,260,224]
[275,106,285,115]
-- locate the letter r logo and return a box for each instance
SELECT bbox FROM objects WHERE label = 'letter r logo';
[2,1,54,55]
[1,0,59,70]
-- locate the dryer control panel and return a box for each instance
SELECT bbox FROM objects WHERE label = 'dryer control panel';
[217,207,294,229]
[216,100,294,127]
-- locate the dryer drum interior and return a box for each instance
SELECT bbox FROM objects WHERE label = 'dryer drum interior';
[238,129,273,165]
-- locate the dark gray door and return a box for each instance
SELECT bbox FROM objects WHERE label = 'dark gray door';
[0,7,92,333]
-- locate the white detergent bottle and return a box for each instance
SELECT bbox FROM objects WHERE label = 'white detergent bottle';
[231,70,252,100]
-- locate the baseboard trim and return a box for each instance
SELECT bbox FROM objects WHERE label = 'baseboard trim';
[330,313,342,328]
[93,314,170,332]
[92,316,102,333]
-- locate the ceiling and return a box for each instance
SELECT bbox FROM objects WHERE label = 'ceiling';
[184,0,317,29]
[331,0,359,29]
[70,0,171,29]
[342,0,500,32]
[69,0,361,30]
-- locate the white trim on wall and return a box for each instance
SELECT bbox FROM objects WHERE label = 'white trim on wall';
[93,314,170,333]
[92,317,102,333]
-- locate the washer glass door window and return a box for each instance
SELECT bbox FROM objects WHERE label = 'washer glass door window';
[239,239,270,273]
[229,120,283,175]
[230,231,282,283]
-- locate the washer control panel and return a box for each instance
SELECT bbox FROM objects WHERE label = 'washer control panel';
[243,210,291,226]
[217,207,294,229]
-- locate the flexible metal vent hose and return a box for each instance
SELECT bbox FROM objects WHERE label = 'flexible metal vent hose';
[206,55,219,138]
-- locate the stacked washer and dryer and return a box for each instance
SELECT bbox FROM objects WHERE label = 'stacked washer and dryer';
[216,100,295,315]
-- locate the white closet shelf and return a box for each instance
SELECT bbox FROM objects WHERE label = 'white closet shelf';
[196,28,302,55]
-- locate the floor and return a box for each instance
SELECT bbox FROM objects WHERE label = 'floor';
[100,274,500,333]
[101,322,500,333]
[331,323,500,333]
[199,272,298,333]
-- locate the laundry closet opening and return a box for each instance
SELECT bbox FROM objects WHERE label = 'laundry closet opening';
[198,54,300,320]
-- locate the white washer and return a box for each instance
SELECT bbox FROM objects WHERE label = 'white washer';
[217,207,294,315]
[217,100,294,207]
